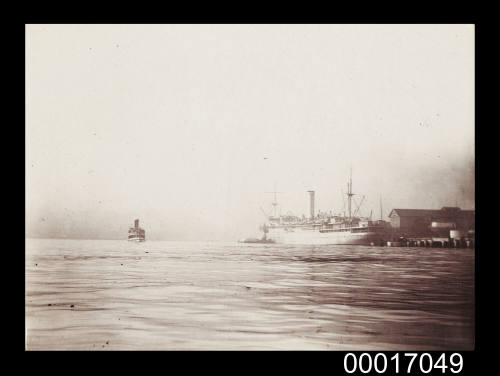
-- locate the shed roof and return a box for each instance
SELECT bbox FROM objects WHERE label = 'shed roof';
[389,208,475,218]
[389,209,440,217]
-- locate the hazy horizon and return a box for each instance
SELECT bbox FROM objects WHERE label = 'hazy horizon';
[26,24,474,241]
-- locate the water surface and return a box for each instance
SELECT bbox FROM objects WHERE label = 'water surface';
[26,239,474,350]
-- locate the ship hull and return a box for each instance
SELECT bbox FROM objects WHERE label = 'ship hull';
[268,227,388,246]
[128,237,145,242]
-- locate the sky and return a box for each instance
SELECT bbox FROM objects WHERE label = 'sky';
[25,24,475,240]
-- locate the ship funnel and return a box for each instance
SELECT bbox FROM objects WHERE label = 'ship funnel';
[134,219,139,229]
[307,191,315,219]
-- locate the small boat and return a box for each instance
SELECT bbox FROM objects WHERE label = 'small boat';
[238,237,276,244]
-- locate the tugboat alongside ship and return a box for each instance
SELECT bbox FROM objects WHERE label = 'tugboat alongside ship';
[238,236,275,244]
[239,224,276,244]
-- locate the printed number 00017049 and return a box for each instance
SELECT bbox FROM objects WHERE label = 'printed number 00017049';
[344,353,463,374]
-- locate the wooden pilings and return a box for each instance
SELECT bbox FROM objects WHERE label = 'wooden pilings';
[390,237,474,248]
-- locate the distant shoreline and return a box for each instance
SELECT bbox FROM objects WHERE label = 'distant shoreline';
[25,237,235,242]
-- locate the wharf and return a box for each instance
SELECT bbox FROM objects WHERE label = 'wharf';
[386,236,474,248]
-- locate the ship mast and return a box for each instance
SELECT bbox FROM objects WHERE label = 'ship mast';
[347,168,354,223]
[271,191,278,217]
[265,185,282,218]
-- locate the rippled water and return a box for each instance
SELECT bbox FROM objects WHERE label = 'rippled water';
[25,238,474,350]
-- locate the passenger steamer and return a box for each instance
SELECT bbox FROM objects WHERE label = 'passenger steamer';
[128,219,146,242]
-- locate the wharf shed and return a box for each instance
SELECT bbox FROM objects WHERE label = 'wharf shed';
[388,207,475,237]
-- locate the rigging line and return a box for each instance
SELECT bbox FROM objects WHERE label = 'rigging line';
[341,189,346,211]
[354,195,365,217]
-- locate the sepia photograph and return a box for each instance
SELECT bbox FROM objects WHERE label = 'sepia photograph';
[25,24,474,351]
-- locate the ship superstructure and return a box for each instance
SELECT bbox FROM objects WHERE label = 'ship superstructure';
[264,173,391,245]
[128,219,146,242]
